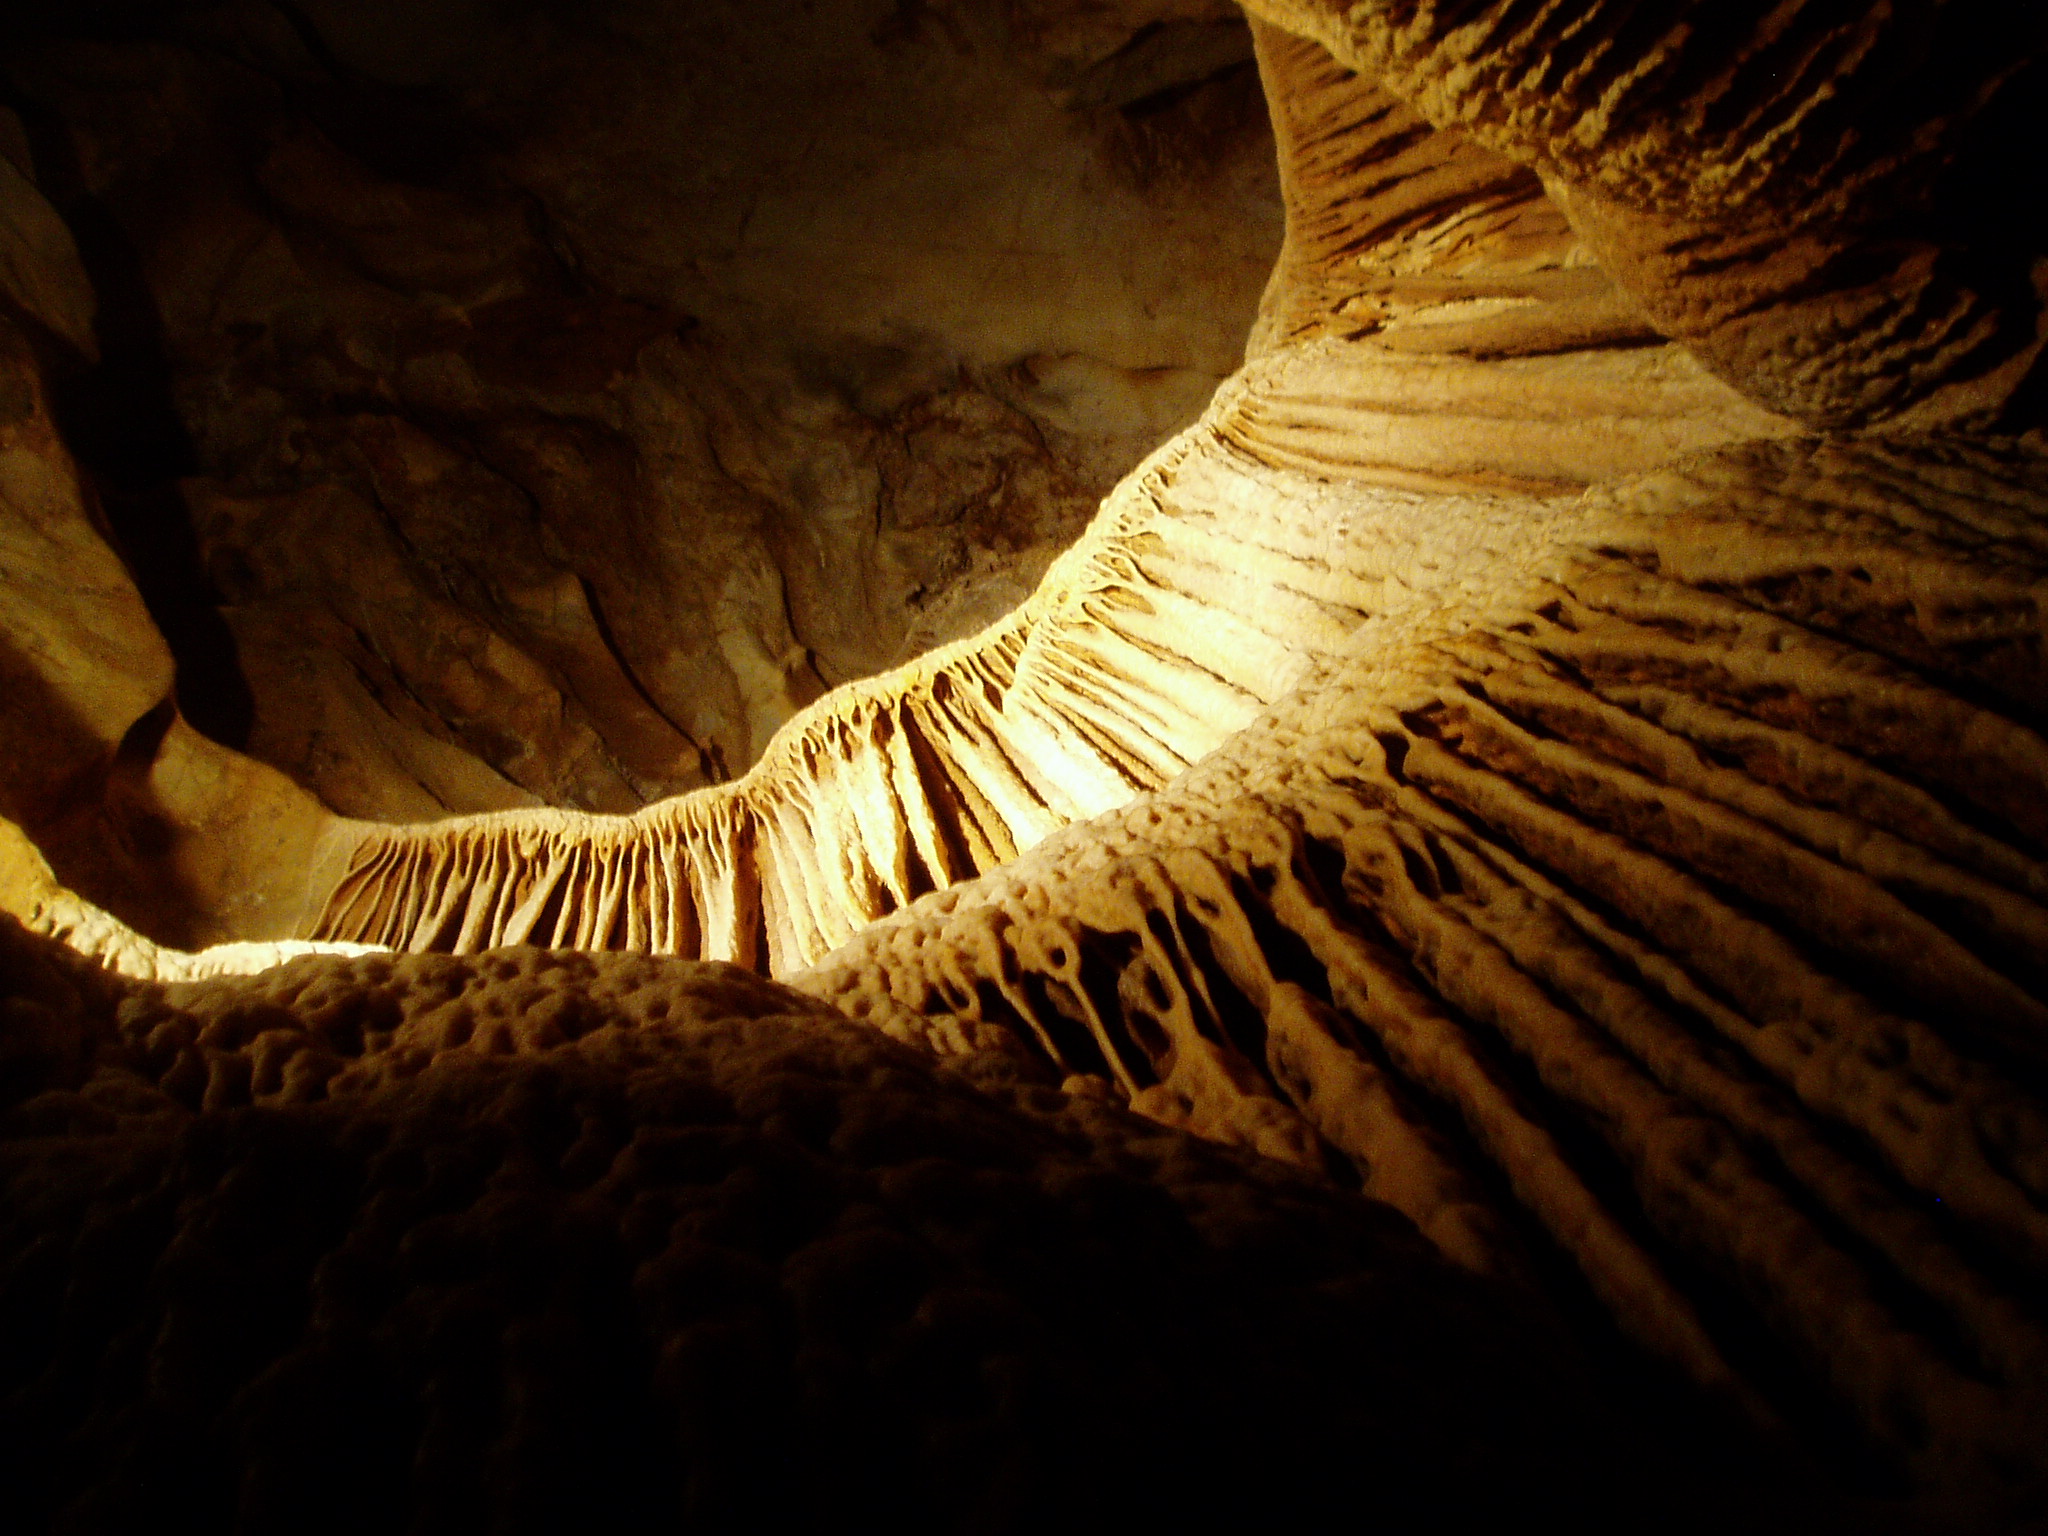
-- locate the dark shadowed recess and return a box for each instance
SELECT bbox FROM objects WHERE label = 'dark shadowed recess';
[1934,52,2048,434]
[0,74,256,749]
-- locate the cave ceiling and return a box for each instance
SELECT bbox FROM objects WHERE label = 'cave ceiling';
[4,0,2048,1529]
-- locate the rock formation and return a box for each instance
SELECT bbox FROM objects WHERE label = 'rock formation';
[2,914,1811,1532]
[4,0,2048,1529]
[0,0,1281,944]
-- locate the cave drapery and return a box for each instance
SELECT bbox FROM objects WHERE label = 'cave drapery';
[4,1,2048,1529]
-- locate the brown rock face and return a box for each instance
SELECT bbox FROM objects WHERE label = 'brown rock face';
[4,0,1280,838]
[5,0,2048,1530]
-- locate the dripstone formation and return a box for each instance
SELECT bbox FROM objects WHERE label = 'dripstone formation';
[3,1,2047,1530]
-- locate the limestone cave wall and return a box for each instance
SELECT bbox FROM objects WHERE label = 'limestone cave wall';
[3,1,2048,1530]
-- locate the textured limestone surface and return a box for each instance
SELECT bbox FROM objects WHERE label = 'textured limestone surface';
[797,429,2048,1508]
[0,915,1798,1533]
[4,0,2048,1529]
[1,815,371,983]
[1236,0,2048,431]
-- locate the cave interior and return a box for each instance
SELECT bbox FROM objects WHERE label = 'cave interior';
[3,1,2048,1530]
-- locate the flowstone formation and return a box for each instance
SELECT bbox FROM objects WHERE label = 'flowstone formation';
[6,1,2048,1530]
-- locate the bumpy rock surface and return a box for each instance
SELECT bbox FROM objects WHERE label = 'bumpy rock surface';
[799,429,2048,1507]
[0,915,1791,1533]
[1238,0,2048,430]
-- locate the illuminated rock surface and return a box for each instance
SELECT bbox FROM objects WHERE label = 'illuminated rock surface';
[4,0,2048,1529]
